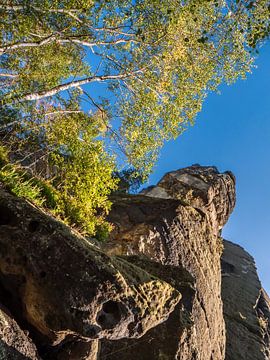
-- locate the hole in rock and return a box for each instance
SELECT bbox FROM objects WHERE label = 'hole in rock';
[0,205,14,226]
[103,300,120,314]
[39,271,46,278]
[96,300,126,330]
[28,220,40,233]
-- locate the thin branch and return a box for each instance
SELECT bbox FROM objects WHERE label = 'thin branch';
[61,37,139,48]
[0,5,81,14]
[0,36,138,54]
[80,91,127,156]
[97,53,162,98]
[0,5,85,24]
[0,34,57,54]
[0,73,18,78]
[122,80,136,96]
[44,110,83,116]
[82,91,104,112]
[89,24,137,37]
[0,5,139,36]
[14,147,45,165]
[0,120,20,131]
[8,71,142,102]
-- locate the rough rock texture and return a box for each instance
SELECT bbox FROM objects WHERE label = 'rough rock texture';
[0,304,40,359]
[0,164,269,360]
[48,339,99,360]
[0,188,185,358]
[222,240,270,360]
[99,256,196,360]
[100,165,236,360]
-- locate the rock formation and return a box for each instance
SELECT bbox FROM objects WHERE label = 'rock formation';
[221,240,270,360]
[100,165,235,360]
[0,186,185,358]
[0,303,40,360]
[0,165,269,359]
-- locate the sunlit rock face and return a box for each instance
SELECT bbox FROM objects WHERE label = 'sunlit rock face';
[0,165,269,360]
[142,165,236,230]
[101,165,236,360]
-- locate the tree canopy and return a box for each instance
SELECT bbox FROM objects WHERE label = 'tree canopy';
[0,0,269,236]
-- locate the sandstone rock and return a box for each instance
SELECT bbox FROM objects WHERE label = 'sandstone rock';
[0,165,269,360]
[0,304,40,359]
[101,165,236,360]
[141,165,235,230]
[99,256,195,360]
[0,188,182,354]
[222,240,270,360]
[47,339,99,360]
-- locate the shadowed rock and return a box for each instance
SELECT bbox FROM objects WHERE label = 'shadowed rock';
[0,188,183,357]
[99,256,195,360]
[222,240,270,360]
[0,304,40,359]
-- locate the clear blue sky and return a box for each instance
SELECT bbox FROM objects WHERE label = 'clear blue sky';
[145,43,270,294]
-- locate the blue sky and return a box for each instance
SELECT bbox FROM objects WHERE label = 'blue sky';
[145,43,270,294]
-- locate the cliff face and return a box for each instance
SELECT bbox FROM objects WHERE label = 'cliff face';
[0,186,184,359]
[222,240,270,360]
[0,165,269,360]
[100,166,235,360]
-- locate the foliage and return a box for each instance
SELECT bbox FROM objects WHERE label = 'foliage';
[113,168,143,194]
[0,166,45,204]
[0,145,46,204]
[44,111,118,234]
[0,0,269,236]
[0,143,116,237]
[247,1,270,47]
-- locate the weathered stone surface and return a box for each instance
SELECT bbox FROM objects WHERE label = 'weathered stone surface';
[141,165,235,230]
[99,256,195,360]
[46,339,99,360]
[222,240,270,360]
[0,188,182,353]
[0,304,40,359]
[101,165,236,360]
[0,164,269,360]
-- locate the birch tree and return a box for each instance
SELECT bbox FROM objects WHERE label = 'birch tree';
[0,0,269,235]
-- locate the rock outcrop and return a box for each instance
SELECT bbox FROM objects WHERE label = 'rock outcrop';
[222,240,270,360]
[0,304,40,360]
[0,187,186,358]
[0,165,269,360]
[100,165,235,360]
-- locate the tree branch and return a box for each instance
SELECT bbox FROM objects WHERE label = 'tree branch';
[0,35,138,54]
[0,5,86,23]
[0,34,57,54]
[61,37,138,47]
[7,71,142,103]
[0,73,18,78]
[44,110,83,116]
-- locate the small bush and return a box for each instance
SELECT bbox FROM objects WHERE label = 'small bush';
[0,142,118,240]
[0,165,45,205]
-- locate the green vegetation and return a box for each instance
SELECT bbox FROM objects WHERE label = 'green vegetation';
[0,145,48,205]
[0,144,115,238]
[0,0,269,237]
